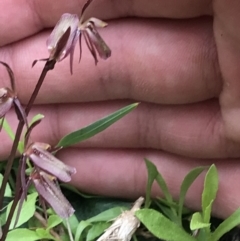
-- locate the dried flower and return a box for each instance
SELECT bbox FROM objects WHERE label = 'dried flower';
[77,0,111,65]
[0,61,28,128]
[24,142,76,182]
[31,171,75,219]
[35,0,111,74]
[97,197,144,241]
[20,118,76,199]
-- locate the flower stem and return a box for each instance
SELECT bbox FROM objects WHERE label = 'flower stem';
[0,59,56,241]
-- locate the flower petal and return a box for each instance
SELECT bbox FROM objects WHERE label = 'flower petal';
[85,24,111,60]
[47,13,79,61]
[32,171,75,219]
[28,143,76,182]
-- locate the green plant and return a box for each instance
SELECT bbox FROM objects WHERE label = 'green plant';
[135,159,240,241]
[0,0,139,240]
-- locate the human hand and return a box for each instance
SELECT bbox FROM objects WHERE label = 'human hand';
[0,0,239,220]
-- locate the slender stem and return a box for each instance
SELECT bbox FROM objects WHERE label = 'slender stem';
[0,60,56,241]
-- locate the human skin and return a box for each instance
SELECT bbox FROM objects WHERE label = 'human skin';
[0,0,240,219]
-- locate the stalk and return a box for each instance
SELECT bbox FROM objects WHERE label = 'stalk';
[0,60,56,241]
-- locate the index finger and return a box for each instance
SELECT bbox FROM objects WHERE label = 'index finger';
[0,0,212,46]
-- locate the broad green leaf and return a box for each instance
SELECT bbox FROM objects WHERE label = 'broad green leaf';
[211,208,240,241]
[7,192,38,229]
[75,220,91,241]
[0,174,12,197]
[178,167,206,224]
[35,228,55,240]
[87,206,127,223]
[86,222,110,241]
[57,103,139,147]
[47,215,63,230]
[144,159,172,208]
[202,165,218,223]
[136,209,196,241]
[190,212,210,230]
[6,229,41,241]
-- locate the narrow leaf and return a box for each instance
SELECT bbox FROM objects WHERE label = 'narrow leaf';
[135,209,196,241]
[57,103,139,147]
[144,159,173,206]
[144,159,158,208]
[202,164,218,223]
[211,208,240,241]
[75,220,91,241]
[178,167,206,223]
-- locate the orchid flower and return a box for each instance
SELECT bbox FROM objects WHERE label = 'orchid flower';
[40,0,111,74]
[20,117,76,199]
[31,170,75,219]
[77,0,111,65]
[0,61,28,129]
[14,118,76,228]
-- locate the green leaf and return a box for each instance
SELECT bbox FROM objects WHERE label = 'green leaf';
[190,212,210,230]
[61,184,96,198]
[29,114,44,125]
[2,119,23,152]
[2,118,15,142]
[75,220,91,241]
[57,103,139,147]
[211,208,240,241]
[136,209,196,241]
[0,174,12,197]
[202,164,218,223]
[178,166,206,223]
[6,192,38,229]
[6,229,41,241]
[35,228,54,240]
[47,214,63,230]
[87,206,127,223]
[86,222,110,241]
[144,159,172,208]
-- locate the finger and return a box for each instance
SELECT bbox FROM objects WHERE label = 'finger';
[58,147,240,219]
[213,2,240,143]
[0,100,237,160]
[0,0,212,45]
[0,18,221,105]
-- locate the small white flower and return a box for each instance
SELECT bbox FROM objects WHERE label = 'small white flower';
[97,197,144,241]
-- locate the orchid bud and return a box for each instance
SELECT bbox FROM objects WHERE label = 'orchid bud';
[25,142,76,182]
[0,88,14,118]
[0,61,28,127]
[31,171,75,219]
